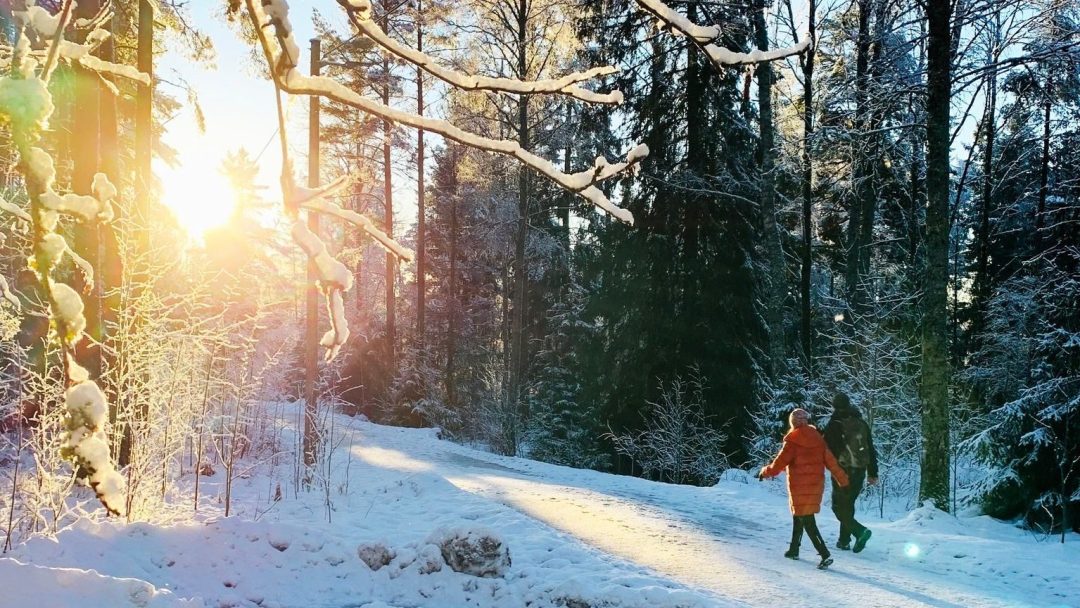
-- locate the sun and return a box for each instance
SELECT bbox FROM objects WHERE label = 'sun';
[158,160,238,240]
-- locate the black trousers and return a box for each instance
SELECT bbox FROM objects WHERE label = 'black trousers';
[832,466,868,544]
[790,514,830,557]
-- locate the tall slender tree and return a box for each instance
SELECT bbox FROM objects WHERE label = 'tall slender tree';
[798,0,816,374]
[920,0,954,510]
[753,0,787,381]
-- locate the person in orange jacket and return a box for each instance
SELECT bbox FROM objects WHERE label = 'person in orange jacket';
[758,408,849,569]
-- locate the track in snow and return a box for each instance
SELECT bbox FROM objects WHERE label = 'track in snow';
[433,452,1035,608]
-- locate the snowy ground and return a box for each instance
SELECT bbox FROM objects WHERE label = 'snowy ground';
[2,402,1078,607]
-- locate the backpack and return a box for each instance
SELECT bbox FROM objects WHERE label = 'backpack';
[838,416,870,469]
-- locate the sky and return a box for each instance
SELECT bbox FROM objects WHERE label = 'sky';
[155,1,424,239]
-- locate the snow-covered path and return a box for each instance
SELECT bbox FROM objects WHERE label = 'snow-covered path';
[355,428,1079,608]
[6,410,1077,608]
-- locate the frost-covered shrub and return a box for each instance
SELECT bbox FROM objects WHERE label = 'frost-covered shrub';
[606,371,730,485]
[427,526,510,578]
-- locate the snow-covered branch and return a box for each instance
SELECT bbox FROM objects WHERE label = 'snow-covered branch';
[246,0,642,225]
[281,168,414,361]
[634,0,811,68]
[280,69,641,223]
[338,0,623,105]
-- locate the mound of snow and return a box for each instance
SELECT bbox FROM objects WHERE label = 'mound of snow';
[0,558,202,607]
[427,526,510,578]
[357,541,396,571]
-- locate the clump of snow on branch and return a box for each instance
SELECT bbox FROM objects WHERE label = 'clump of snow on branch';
[60,380,127,516]
[27,145,115,222]
[635,0,811,67]
[284,171,411,360]
[0,74,54,128]
[291,220,354,292]
[19,5,62,38]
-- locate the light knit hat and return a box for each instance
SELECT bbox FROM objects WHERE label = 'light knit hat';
[789,407,811,429]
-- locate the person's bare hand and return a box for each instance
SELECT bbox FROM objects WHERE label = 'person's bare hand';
[868,476,879,486]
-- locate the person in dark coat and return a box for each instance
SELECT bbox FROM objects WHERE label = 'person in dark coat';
[759,408,849,569]
[823,392,879,553]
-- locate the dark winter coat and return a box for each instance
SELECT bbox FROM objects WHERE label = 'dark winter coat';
[824,408,879,478]
[760,425,849,516]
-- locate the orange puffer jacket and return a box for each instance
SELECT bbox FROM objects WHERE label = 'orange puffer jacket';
[760,425,849,516]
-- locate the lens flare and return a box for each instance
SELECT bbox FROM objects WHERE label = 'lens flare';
[903,543,921,558]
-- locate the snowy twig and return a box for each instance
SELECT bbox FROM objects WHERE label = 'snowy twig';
[299,192,415,262]
[338,0,623,105]
[634,0,811,69]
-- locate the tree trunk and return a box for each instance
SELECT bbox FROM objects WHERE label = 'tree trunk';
[509,0,530,450]
[846,0,885,324]
[113,0,154,468]
[845,0,872,321]
[908,89,924,272]
[71,0,103,381]
[416,2,426,353]
[136,0,153,244]
[1035,81,1052,255]
[445,153,459,410]
[973,34,998,341]
[800,0,816,376]
[99,10,123,449]
[683,1,706,282]
[561,104,572,252]
[303,39,322,472]
[70,79,100,375]
[920,0,953,511]
[754,0,786,381]
[381,8,396,368]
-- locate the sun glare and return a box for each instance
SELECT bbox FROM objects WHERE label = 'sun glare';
[158,162,237,241]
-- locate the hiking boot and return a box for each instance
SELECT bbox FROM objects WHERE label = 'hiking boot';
[783,548,799,560]
[836,540,851,551]
[853,528,872,553]
[817,555,834,570]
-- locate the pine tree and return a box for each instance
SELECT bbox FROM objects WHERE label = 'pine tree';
[526,282,609,469]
